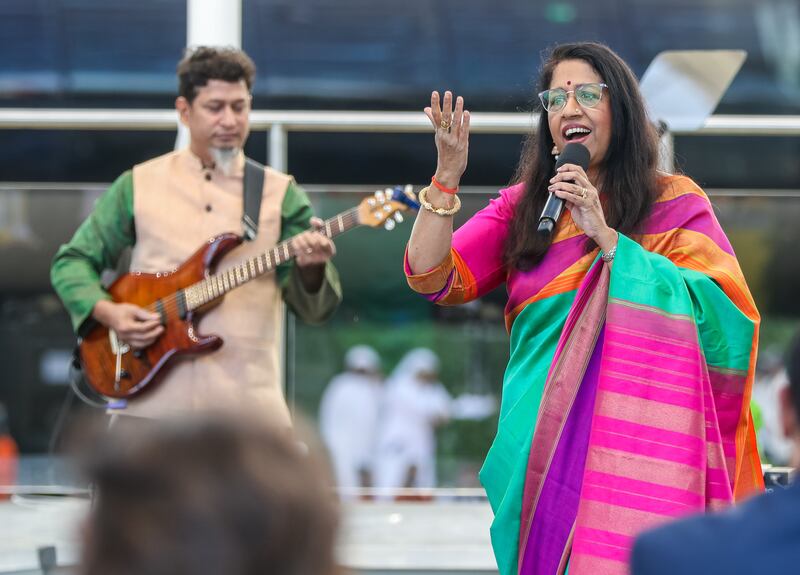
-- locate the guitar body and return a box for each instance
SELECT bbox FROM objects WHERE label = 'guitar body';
[79,233,242,399]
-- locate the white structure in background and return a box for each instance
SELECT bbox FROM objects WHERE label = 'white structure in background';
[175,0,243,150]
[639,50,746,172]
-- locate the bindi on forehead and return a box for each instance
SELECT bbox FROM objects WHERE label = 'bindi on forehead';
[566,80,572,86]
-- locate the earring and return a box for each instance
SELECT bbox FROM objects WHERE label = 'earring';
[551,145,559,156]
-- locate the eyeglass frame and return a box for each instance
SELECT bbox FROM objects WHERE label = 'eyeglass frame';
[538,82,609,113]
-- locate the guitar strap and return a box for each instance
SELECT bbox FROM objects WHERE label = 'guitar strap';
[242,157,266,241]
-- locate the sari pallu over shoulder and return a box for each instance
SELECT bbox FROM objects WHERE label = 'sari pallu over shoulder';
[405,175,761,575]
[528,238,757,575]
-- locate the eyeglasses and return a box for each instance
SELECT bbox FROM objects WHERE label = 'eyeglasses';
[538,83,608,113]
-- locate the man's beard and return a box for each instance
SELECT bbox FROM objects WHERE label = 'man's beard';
[210,147,240,177]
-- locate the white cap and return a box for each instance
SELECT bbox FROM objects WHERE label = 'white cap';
[393,347,440,377]
[344,345,381,372]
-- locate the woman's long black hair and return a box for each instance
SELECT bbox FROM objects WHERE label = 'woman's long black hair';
[505,42,660,270]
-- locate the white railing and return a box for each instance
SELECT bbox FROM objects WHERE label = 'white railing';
[2,108,800,172]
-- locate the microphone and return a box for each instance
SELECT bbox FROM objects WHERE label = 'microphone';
[537,142,591,237]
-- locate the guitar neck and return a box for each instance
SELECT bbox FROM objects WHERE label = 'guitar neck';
[182,207,360,311]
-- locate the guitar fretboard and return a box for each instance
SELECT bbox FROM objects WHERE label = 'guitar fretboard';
[182,207,360,311]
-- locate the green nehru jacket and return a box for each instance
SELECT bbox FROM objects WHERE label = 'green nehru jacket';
[51,171,342,336]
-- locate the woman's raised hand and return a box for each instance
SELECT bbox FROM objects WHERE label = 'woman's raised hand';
[424,91,470,189]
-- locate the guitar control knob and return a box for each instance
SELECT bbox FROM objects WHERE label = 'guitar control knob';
[384,219,396,231]
[394,212,404,223]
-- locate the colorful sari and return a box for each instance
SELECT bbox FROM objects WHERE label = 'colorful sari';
[405,175,762,575]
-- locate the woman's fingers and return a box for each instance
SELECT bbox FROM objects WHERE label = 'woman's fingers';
[427,91,469,136]
[552,185,587,202]
[550,168,589,187]
[424,106,437,130]
[460,110,471,144]
[430,91,442,126]
[441,91,453,127]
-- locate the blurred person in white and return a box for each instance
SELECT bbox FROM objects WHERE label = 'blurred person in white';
[752,346,793,465]
[374,348,452,492]
[319,344,383,498]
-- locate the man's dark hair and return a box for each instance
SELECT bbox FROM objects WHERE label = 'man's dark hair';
[787,330,800,421]
[177,46,256,102]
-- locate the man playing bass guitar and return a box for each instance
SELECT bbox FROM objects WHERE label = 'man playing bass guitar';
[51,47,341,426]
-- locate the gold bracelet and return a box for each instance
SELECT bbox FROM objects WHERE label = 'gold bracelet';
[418,186,461,217]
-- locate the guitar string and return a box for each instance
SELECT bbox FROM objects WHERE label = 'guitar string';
[149,209,358,317]
[145,208,365,319]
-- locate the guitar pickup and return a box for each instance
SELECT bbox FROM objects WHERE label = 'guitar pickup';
[176,290,187,320]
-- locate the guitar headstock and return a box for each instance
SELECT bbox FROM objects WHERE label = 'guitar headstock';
[357,185,420,230]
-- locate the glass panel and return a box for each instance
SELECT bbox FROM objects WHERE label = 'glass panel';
[0,0,797,113]
[242,0,800,113]
[288,187,800,498]
[0,0,185,103]
[0,184,797,570]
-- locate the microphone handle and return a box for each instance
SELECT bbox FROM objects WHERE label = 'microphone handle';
[537,192,564,236]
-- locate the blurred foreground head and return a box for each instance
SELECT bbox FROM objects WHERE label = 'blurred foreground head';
[79,416,339,575]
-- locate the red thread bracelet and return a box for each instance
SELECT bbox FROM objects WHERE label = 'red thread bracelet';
[431,176,459,195]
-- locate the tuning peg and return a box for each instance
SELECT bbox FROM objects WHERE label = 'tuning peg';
[394,212,404,223]
[368,197,377,207]
[383,204,392,212]
[373,211,383,220]
[385,187,394,199]
[384,219,396,231]
[374,189,385,202]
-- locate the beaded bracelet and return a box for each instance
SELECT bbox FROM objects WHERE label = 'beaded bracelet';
[431,175,459,195]
[418,186,461,217]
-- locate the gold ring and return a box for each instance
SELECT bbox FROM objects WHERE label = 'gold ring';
[440,119,452,132]
[581,187,588,198]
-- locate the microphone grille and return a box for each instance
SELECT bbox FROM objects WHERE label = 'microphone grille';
[555,143,590,171]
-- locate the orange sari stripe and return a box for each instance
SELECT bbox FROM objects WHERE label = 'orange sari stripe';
[450,248,479,303]
[404,247,455,295]
[640,229,758,319]
[655,174,708,203]
[505,257,595,328]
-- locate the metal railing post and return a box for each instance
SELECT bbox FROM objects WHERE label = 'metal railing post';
[268,123,288,173]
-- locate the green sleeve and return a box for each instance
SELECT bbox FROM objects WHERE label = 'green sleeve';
[50,171,136,334]
[277,180,342,324]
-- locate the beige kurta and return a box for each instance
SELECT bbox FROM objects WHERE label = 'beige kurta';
[118,148,292,426]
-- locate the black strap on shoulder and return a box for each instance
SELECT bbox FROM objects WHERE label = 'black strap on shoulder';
[242,157,266,241]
